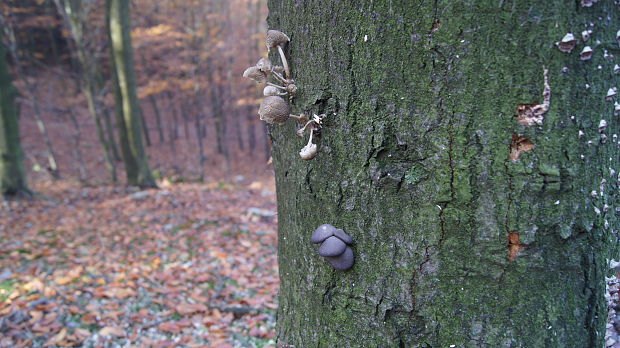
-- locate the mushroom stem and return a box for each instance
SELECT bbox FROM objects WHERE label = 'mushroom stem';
[306,128,314,145]
[289,114,308,123]
[267,82,287,90]
[271,70,288,85]
[299,119,315,132]
[277,45,291,79]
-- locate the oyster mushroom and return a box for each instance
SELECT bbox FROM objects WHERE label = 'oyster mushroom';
[311,224,337,244]
[324,247,355,271]
[333,229,353,245]
[318,236,347,257]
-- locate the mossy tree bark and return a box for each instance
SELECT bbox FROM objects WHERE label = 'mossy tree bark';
[107,0,156,188]
[268,1,619,347]
[0,40,28,196]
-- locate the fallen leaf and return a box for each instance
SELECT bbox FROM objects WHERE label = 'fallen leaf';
[43,328,67,347]
[176,303,207,316]
[99,326,126,337]
[158,321,181,334]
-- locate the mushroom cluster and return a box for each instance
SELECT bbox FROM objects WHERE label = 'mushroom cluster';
[243,30,299,122]
[311,224,354,271]
[242,30,325,160]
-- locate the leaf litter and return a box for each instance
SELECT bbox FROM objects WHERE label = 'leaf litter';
[0,179,278,347]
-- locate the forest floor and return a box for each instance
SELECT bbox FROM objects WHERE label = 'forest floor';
[0,178,279,348]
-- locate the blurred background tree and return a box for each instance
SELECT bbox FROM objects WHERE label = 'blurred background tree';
[0,0,269,189]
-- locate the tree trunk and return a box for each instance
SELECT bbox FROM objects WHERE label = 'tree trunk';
[53,0,117,183]
[0,40,29,196]
[149,94,165,144]
[107,0,156,188]
[268,1,617,347]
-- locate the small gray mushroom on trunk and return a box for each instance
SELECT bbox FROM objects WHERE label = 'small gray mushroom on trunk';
[242,66,267,83]
[266,30,291,79]
[258,96,306,124]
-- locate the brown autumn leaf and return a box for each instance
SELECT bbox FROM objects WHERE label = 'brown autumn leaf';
[158,321,181,334]
[176,302,208,316]
[99,326,126,337]
[43,328,67,347]
[28,310,44,324]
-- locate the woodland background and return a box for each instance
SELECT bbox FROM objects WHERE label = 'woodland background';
[1,0,280,347]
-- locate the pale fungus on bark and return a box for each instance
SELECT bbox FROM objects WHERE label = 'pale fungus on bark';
[557,33,577,53]
[582,29,593,41]
[599,119,608,133]
[614,102,620,115]
[614,64,620,74]
[580,46,593,60]
[299,129,318,160]
[607,87,617,101]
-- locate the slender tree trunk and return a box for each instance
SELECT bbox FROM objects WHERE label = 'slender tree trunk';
[139,108,151,147]
[68,110,87,183]
[0,12,60,179]
[0,40,28,196]
[167,91,178,153]
[53,0,117,183]
[149,94,165,143]
[193,97,207,181]
[102,107,121,162]
[269,1,616,347]
[107,0,156,188]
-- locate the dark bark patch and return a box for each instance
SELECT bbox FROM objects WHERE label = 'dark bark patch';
[509,134,535,161]
[507,231,524,262]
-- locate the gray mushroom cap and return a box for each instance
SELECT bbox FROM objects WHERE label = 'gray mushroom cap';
[258,96,290,124]
[266,30,290,49]
[256,57,273,72]
[333,229,353,245]
[242,66,267,83]
[318,236,347,257]
[325,246,354,271]
[311,224,337,244]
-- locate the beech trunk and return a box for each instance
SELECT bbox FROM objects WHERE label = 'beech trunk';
[268,1,618,347]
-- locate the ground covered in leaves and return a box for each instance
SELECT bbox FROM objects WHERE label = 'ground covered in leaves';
[0,179,278,348]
